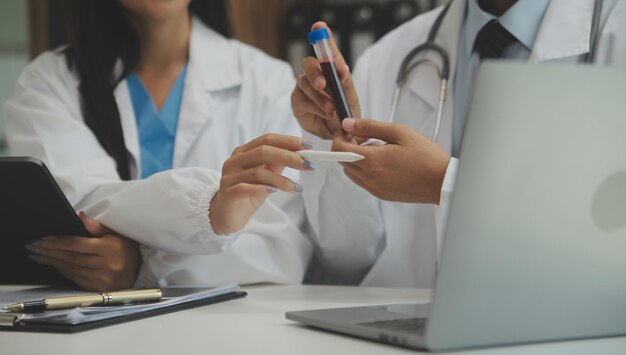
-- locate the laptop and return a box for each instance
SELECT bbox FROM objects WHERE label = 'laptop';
[286,62,626,351]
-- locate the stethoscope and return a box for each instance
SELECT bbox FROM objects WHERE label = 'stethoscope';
[389,0,604,143]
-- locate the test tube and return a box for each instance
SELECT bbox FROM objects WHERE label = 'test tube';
[308,28,353,122]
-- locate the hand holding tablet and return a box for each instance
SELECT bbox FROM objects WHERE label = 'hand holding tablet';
[296,150,364,162]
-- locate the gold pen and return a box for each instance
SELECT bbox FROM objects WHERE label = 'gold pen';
[2,289,162,313]
[0,312,25,326]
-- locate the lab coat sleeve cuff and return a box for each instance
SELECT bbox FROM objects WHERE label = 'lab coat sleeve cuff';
[441,157,459,197]
[194,181,238,248]
[436,157,459,261]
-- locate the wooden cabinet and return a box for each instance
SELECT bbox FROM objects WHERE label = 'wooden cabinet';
[228,0,299,58]
[28,0,300,59]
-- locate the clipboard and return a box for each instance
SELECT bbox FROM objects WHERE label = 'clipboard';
[0,290,247,333]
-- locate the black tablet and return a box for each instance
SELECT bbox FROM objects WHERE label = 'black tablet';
[0,157,89,285]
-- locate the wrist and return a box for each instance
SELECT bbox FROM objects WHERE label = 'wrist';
[208,191,245,235]
[208,191,227,235]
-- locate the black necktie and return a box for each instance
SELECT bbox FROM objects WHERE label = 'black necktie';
[473,19,518,59]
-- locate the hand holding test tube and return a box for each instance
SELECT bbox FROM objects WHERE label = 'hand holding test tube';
[293,22,361,139]
[308,27,353,122]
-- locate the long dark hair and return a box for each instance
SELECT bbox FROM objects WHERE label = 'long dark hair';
[64,0,230,180]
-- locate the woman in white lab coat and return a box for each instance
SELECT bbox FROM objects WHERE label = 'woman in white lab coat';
[4,0,313,290]
[294,0,626,287]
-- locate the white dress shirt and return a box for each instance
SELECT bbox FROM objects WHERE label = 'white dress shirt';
[452,0,551,156]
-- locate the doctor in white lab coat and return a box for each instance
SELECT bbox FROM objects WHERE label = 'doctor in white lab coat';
[294,0,626,287]
[4,0,312,290]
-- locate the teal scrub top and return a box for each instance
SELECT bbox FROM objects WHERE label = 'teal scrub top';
[127,65,188,179]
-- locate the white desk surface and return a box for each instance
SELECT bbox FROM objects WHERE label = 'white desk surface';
[1,284,626,354]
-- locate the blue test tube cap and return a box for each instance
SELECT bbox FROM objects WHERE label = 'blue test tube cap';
[308,28,330,44]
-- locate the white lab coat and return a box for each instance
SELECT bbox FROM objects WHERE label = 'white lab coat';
[4,18,312,287]
[303,0,626,288]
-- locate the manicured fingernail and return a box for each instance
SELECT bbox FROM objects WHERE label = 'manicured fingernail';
[25,244,38,254]
[293,182,304,193]
[302,140,314,150]
[302,159,316,171]
[28,254,43,264]
[314,77,325,90]
[342,118,356,131]
[266,186,278,194]
[31,239,44,247]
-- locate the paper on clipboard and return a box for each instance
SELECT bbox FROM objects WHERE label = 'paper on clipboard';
[0,283,240,326]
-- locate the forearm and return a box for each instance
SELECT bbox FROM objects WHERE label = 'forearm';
[135,194,313,287]
[56,165,237,255]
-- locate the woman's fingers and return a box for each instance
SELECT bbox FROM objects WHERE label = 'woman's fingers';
[33,235,100,254]
[233,145,312,172]
[210,132,315,236]
[40,236,99,254]
[29,252,86,273]
[27,244,100,269]
[223,167,303,194]
[39,258,96,291]
[224,183,278,200]
[29,236,140,291]
[237,133,310,154]
[227,134,315,181]
[50,265,93,290]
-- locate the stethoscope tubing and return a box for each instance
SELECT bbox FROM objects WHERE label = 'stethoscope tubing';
[386,0,602,143]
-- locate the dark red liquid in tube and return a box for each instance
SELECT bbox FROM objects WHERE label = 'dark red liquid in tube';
[320,61,353,122]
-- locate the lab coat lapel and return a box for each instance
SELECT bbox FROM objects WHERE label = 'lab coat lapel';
[173,18,242,166]
[406,0,465,154]
[530,0,595,63]
[115,81,141,177]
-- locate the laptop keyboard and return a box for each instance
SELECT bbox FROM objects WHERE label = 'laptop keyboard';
[357,318,428,335]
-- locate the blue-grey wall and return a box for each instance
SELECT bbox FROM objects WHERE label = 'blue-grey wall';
[0,0,29,156]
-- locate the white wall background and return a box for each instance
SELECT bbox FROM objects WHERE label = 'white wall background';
[0,0,29,156]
